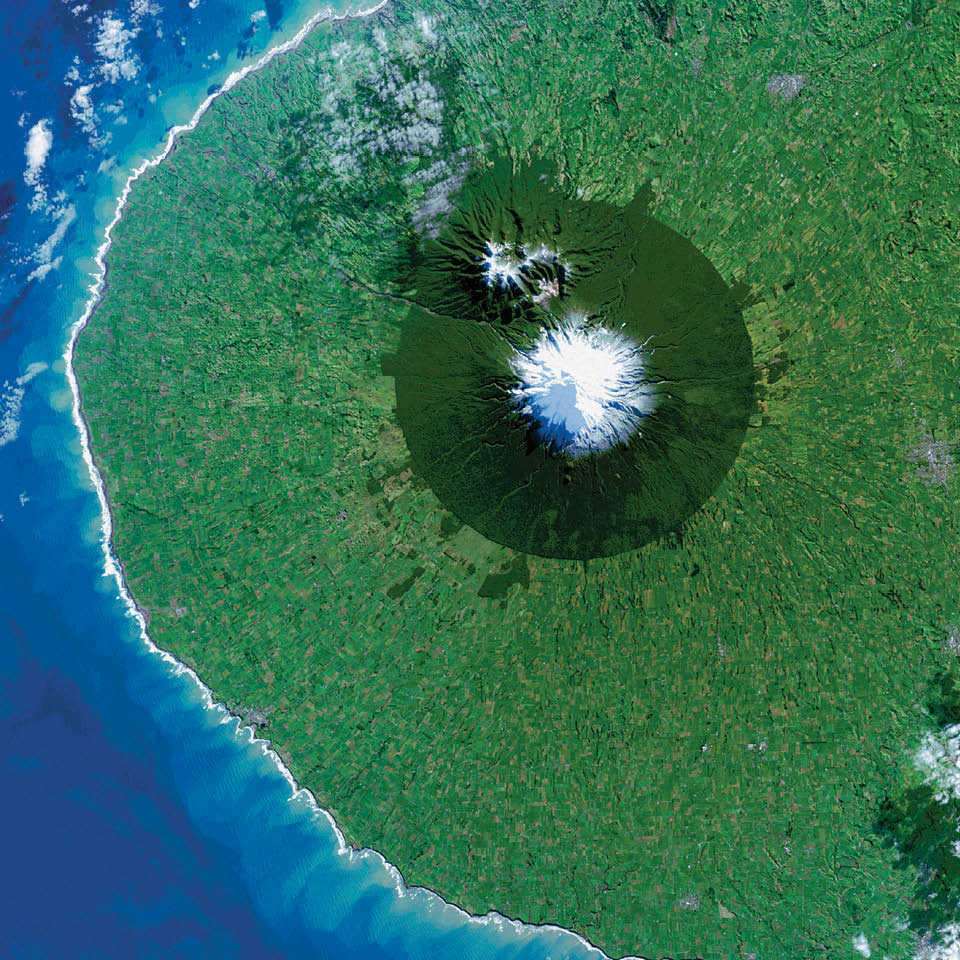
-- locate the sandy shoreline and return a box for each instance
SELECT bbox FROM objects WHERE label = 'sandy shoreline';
[62,3,652,957]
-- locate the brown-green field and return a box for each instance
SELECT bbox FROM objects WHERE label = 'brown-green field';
[74,1,960,956]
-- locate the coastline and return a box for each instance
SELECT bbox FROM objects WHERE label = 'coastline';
[61,3,654,958]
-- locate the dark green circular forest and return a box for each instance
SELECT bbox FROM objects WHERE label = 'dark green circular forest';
[390,159,756,558]
[73,2,960,957]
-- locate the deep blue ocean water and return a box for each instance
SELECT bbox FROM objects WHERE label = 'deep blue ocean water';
[0,2,621,958]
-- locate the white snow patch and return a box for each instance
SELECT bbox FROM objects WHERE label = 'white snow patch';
[510,316,658,457]
[0,362,48,449]
[481,241,562,290]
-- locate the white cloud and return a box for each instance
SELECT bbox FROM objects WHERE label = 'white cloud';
[312,28,446,181]
[70,84,98,136]
[416,13,438,44]
[27,204,76,281]
[912,731,960,960]
[130,0,161,16]
[852,932,871,957]
[27,256,63,282]
[0,363,48,449]
[915,722,960,803]
[23,119,53,212]
[188,0,200,7]
[250,9,267,23]
[35,204,75,263]
[25,120,52,174]
[95,15,141,83]
[405,151,470,237]
[917,924,960,960]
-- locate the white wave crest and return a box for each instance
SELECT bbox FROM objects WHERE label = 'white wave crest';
[63,4,651,957]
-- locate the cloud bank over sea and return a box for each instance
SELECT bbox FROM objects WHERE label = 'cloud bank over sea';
[0,362,47,448]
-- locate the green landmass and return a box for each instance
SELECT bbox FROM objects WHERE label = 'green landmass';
[390,157,755,559]
[74,1,960,957]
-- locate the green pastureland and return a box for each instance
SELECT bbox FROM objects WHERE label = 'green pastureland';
[74,1,960,957]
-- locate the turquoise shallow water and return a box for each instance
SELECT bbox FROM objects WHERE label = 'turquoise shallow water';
[0,2,631,957]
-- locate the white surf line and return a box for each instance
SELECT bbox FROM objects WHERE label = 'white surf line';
[62,4,655,958]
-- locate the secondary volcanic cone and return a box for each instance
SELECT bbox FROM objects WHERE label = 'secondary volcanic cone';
[387,158,756,559]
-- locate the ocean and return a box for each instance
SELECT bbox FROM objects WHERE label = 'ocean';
[0,2,621,958]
